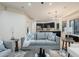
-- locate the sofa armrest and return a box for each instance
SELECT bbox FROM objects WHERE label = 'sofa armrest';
[56,36,60,44]
[3,41,12,49]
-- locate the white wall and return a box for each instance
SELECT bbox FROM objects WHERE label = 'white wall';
[32,20,36,32]
[0,11,32,40]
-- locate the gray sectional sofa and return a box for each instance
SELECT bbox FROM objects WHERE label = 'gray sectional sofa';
[0,40,12,57]
[21,32,60,50]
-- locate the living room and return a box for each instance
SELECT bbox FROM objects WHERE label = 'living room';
[0,2,79,57]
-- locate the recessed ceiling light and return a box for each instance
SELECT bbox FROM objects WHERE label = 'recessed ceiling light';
[49,3,52,6]
[28,2,31,6]
[41,2,44,4]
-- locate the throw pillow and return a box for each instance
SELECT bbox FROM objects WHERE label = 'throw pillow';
[48,33,56,41]
[25,33,31,40]
[0,40,6,51]
[26,32,35,40]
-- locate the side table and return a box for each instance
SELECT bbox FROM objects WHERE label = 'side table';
[62,38,74,51]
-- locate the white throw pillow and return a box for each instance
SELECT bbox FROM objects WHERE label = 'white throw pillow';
[0,40,6,51]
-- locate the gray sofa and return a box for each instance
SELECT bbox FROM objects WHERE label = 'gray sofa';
[0,40,12,57]
[21,32,60,50]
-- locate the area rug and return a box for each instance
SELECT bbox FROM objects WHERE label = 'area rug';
[24,49,63,57]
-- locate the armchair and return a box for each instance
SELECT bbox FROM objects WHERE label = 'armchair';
[0,40,12,57]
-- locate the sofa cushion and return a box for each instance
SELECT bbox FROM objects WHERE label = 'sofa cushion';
[37,32,47,40]
[30,40,57,45]
[3,41,12,49]
[0,50,3,52]
[0,40,6,51]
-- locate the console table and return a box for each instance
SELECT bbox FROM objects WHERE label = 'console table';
[66,34,79,42]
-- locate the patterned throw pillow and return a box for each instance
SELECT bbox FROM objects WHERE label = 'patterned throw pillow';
[0,40,6,51]
[26,32,35,40]
[48,33,56,41]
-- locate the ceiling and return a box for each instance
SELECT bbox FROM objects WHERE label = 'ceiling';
[1,2,79,21]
